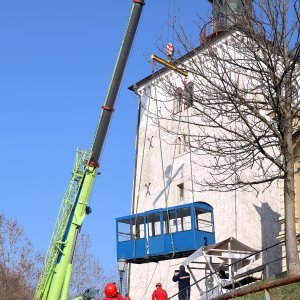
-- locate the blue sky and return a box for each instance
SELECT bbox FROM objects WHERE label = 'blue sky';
[0,1,211,271]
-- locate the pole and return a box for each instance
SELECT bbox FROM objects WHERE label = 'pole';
[120,271,124,295]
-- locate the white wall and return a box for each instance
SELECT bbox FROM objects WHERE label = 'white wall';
[128,35,281,300]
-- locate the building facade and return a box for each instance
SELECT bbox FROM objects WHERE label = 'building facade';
[123,0,300,298]
[126,37,281,300]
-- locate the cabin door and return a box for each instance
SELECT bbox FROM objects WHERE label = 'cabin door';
[146,213,164,256]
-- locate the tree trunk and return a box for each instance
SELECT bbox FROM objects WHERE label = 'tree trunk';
[284,131,300,275]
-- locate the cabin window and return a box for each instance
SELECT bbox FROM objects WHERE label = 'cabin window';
[118,219,131,242]
[163,210,177,234]
[195,208,214,233]
[173,88,183,114]
[147,213,161,237]
[132,216,145,239]
[177,207,191,231]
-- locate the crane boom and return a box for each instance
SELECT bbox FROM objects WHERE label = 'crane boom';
[35,1,145,299]
[90,0,144,165]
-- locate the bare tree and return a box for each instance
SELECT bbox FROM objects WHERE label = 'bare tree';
[69,233,116,298]
[0,214,42,299]
[150,0,300,275]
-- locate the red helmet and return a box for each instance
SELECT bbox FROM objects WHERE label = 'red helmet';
[104,282,118,298]
[156,282,162,287]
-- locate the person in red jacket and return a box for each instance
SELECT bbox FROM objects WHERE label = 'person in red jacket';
[152,282,168,300]
[103,282,124,300]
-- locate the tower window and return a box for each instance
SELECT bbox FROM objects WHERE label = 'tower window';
[177,136,182,155]
[184,82,194,109]
[178,183,184,202]
[176,135,189,155]
[173,87,183,114]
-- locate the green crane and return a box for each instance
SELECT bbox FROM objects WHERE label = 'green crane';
[35,1,145,299]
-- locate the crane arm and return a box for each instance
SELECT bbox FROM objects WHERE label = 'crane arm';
[90,0,145,165]
[35,1,145,299]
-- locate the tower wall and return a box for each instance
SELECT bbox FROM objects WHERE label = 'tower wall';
[128,35,281,300]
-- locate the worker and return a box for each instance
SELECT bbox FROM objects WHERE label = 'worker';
[104,282,124,300]
[172,265,191,300]
[218,269,229,279]
[152,282,168,300]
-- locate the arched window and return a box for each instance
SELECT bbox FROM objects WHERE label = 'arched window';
[177,136,182,155]
[177,183,184,203]
[176,135,189,156]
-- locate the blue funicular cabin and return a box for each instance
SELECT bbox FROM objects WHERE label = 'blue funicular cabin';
[116,202,215,263]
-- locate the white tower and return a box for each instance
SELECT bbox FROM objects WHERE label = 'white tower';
[125,1,281,299]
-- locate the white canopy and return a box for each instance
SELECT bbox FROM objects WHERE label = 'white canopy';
[182,237,260,268]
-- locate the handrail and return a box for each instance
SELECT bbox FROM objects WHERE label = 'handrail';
[233,264,266,280]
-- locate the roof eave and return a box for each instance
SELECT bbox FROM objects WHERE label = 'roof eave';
[128,28,233,92]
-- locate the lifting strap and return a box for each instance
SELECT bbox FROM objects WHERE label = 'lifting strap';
[151,60,185,258]
[132,84,152,259]
[187,109,195,203]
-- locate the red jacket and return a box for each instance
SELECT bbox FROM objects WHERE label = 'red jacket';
[104,293,124,300]
[152,287,168,300]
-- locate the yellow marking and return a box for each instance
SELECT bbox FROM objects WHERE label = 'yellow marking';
[151,54,188,77]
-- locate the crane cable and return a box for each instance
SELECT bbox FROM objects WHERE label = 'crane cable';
[139,60,184,300]
[167,0,176,42]
[127,85,157,299]
[151,60,187,258]
[135,64,195,300]
[131,85,152,259]
[137,1,181,293]
[139,1,180,293]
[187,120,195,203]
[131,66,182,299]
[152,71,173,257]
[184,80,196,203]
[140,263,159,300]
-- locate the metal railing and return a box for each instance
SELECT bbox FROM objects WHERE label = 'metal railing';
[168,237,300,300]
